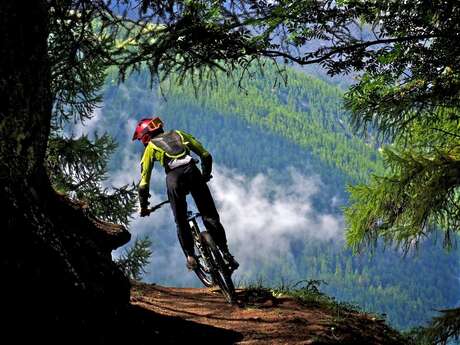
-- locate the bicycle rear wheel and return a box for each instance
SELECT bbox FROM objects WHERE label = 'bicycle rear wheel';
[200,231,236,303]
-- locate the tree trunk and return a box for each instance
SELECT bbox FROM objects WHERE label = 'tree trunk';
[0,2,131,343]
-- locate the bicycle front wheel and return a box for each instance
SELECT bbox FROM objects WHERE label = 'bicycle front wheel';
[200,231,236,303]
[180,241,214,288]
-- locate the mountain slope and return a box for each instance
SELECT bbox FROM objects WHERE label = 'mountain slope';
[161,64,381,183]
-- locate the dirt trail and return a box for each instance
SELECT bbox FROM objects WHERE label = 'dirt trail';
[129,283,404,345]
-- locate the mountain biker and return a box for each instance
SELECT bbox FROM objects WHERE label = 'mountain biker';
[132,116,239,272]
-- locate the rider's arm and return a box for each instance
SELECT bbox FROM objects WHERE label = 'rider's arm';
[176,130,212,177]
[138,143,155,210]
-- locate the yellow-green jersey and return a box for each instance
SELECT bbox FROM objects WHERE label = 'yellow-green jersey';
[139,130,212,191]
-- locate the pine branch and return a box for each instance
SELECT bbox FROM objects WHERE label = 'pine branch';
[115,236,153,281]
[47,133,137,227]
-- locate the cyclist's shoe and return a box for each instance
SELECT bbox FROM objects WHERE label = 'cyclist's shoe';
[186,255,198,270]
[223,251,239,271]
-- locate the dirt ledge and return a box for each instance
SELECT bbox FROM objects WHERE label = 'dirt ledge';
[128,282,405,345]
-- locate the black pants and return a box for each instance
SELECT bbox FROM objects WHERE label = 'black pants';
[166,162,228,257]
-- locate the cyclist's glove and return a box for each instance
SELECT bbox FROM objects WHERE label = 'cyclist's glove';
[138,185,150,210]
[202,174,212,183]
[201,153,213,180]
[140,208,150,217]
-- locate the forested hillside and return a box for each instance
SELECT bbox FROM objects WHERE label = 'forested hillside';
[93,64,459,330]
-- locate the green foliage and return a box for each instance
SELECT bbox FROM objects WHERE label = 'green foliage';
[345,143,460,253]
[46,133,137,227]
[345,105,460,253]
[47,133,116,192]
[115,236,153,281]
[342,0,460,252]
[49,1,114,129]
[79,183,137,227]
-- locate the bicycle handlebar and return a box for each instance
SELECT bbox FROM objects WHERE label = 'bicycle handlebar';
[146,200,170,215]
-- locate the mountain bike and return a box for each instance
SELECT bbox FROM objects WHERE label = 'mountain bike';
[147,200,237,304]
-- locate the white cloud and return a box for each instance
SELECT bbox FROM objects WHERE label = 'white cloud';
[208,168,343,279]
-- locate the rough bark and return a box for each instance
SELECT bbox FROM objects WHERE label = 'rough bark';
[0,2,131,343]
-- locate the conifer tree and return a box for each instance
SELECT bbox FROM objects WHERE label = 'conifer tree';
[47,1,137,227]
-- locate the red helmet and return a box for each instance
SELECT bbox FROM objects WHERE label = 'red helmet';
[132,117,163,144]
